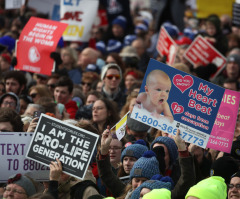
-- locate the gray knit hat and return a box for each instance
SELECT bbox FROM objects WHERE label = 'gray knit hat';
[7,173,36,197]
[101,63,122,80]
[0,92,20,113]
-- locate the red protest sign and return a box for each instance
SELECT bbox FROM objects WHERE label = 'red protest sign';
[156,26,178,65]
[15,17,68,75]
[184,35,226,80]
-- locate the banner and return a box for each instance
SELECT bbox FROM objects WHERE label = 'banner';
[60,0,99,42]
[156,27,178,66]
[114,112,129,141]
[0,132,49,183]
[184,35,226,80]
[15,17,68,75]
[207,89,240,153]
[26,114,99,180]
[131,59,226,148]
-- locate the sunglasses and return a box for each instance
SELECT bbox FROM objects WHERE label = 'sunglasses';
[47,84,56,89]
[106,74,120,80]
[30,93,37,99]
[81,82,91,86]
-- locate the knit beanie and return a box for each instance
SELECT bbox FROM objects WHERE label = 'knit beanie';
[7,173,36,197]
[227,54,240,67]
[112,16,127,30]
[130,150,160,180]
[121,139,148,162]
[101,63,122,81]
[210,156,239,184]
[130,174,173,199]
[185,176,227,199]
[106,39,123,53]
[96,41,106,55]
[142,188,171,199]
[150,136,178,165]
[124,34,137,46]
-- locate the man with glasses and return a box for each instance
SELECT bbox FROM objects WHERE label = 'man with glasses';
[229,171,240,199]
[101,63,126,110]
[0,92,20,113]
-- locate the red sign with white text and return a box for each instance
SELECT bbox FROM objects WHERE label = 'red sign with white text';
[184,35,226,80]
[15,17,68,75]
[156,27,178,65]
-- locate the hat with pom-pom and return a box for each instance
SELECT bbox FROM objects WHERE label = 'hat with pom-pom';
[121,139,148,162]
[96,41,107,55]
[0,35,16,53]
[106,39,123,53]
[143,188,171,199]
[150,137,178,166]
[112,16,127,30]
[130,150,160,180]
[163,22,179,38]
[130,174,173,199]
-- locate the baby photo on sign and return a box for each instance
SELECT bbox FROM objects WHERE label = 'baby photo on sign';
[136,69,173,122]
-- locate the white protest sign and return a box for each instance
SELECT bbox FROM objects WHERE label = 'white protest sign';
[0,132,49,183]
[60,0,99,42]
[26,114,99,180]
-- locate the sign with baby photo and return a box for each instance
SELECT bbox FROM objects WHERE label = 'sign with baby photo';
[26,114,99,180]
[131,59,226,148]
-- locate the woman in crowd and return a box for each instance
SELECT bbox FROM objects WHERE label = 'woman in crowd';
[28,85,52,104]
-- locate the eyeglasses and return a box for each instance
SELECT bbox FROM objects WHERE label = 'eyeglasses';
[2,101,16,107]
[109,147,122,151]
[92,106,105,111]
[229,184,240,190]
[47,84,56,89]
[106,74,120,80]
[81,82,91,86]
[30,93,38,99]
[4,187,27,195]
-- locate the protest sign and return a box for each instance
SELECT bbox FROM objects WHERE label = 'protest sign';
[156,26,178,65]
[0,132,49,183]
[15,17,68,75]
[207,89,240,153]
[93,9,108,29]
[26,114,99,180]
[60,0,99,42]
[184,35,226,80]
[131,59,226,148]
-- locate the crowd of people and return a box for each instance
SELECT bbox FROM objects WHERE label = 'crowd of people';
[0,0,240,199]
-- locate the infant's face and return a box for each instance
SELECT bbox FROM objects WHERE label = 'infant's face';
[146,75,171,106]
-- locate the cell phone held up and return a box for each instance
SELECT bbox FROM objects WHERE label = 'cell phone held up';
[33,111,42,119]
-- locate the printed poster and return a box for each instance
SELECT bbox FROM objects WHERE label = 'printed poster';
[15,17,68,75]
[26,114,99,180]
[60,0,99,42]
[207,89,240,153]
[0,132,49,183]
[184,35,226,80]
[156,26,178,66]
[131,59,225,148]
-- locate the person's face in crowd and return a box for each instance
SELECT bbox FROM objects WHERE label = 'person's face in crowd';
[106,55,117,64]
[54,86,71,105]
[132,40,144,56]
[140,188,151,199]
[1,96,17,111]
[92,100,108,124]
[29,89,40,104]
[192,147,204,164]
[19,99,28,115]
[123,156,137,174]
[125,74,137,91]
[78,48,92,69]
[81,80,92,96]
[132,177,148,191]
[5,78,23,96]
[0,83,5,97]
[129,97,136,113]
[47,78,57,94]
[24,106,39,117]
[223,82,238,91]
[103,68,121,92]
[86,94,98,105]
[145,74,171,107]
[36,75,48,85]
[61,49,72,65]
[3,183,27,199]
[153,143,170,170]
[228,177,240,199]
[226,61,240,79]
[112,24,124,38]
[109,139,122,167]
[0,122,14,132]
[96,81,103,92]
[206,22,217,36]
[228,38,239,50]
[0,56,10,72]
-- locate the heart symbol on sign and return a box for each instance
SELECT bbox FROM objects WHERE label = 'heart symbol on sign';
[173,74,194,93]
[171,102,184,114]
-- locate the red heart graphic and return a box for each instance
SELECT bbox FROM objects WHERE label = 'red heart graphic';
[173,75,194,93]
[171,102,184,114]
